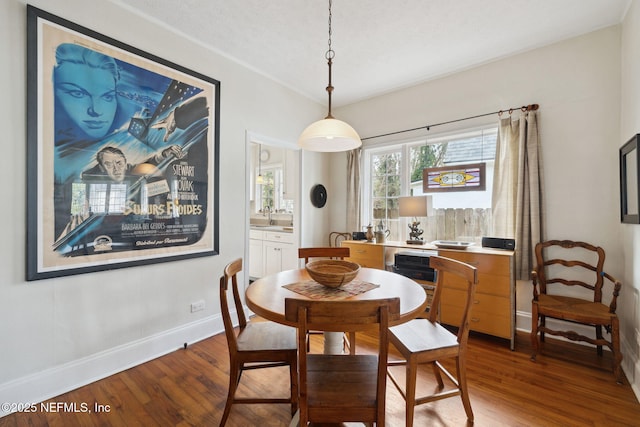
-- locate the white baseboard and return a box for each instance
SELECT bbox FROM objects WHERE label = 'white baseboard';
[0,314,223,418]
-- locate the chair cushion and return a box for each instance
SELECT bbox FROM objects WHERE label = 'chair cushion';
[389,319,458,354]
[237,321,297,351]
[535,294,615,324]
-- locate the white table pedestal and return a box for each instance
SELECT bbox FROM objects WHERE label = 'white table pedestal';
[323,331,344,354]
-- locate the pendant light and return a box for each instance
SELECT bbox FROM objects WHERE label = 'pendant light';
[256,144,264,184]
[298,0,362,152]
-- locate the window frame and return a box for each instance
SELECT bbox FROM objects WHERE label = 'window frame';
[361,124,497,241]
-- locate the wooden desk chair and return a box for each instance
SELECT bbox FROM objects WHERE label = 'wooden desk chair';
[329,231,351,247]
[219,258,298,426]
[387,255,478,426]
[285,297,400,426]
[530,240,623,383]
[298,247,355,354]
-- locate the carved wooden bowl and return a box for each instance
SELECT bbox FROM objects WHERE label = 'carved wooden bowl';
[305,259,360,288]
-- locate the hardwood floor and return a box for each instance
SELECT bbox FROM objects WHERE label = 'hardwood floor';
[1,329,639,426]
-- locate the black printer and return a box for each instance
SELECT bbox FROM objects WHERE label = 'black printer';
[393,250,437,282]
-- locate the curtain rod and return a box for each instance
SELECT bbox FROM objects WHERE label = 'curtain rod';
[361,103,539,141]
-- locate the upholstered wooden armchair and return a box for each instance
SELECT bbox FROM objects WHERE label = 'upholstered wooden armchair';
[530,240,623,383]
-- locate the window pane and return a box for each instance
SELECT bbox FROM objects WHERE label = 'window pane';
[372,198,386,220]
[388,197,399,219]
[370,150,401,228]
[108,184,127,213]
[409,143,447,183]
[386,175,401,197]
[89,183,108,214]
[372,176,386,197]
[70,182,87,216]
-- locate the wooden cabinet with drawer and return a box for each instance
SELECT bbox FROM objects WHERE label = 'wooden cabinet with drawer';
[437,249,515,349]
[340,240,385,269]
[339,240,515,348]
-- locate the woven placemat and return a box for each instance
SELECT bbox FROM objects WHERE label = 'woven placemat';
[283,279,380,300]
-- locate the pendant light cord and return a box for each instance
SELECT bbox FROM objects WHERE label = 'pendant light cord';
[325,0,335,119]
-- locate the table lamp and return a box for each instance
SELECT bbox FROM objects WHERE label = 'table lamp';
[399,196,431,245]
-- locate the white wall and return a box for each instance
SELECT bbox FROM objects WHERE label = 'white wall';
[0,0,330,413]
[334,24,637,390]
[620,0,640,395]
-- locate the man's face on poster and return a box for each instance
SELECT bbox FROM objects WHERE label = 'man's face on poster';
[99,151,127,182]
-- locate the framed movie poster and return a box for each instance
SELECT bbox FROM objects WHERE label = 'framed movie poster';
[26,6,220,280]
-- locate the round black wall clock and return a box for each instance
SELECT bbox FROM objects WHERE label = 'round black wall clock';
[311,184,327,208]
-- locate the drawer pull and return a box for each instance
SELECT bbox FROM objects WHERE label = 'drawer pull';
[473,300,480,304]
[471,318,480,322]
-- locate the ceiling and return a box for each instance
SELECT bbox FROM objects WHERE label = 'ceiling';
[116,0,630,108]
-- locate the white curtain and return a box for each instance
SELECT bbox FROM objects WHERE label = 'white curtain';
[346,148,362,232]
[491,110,545,280]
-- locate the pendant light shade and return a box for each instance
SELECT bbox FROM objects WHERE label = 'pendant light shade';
[298,0,362,152]
[298,118,361,152]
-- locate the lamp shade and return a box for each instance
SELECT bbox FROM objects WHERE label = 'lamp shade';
[298,118,362,152]
[399,196,431,217]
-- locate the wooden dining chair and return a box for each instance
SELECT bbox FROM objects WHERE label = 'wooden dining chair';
[387,255,478,426]
[285,297,400,426]
[219,258,298,426]
[298,246,350,264]
[298,247,355,354]
[530,240,623,383]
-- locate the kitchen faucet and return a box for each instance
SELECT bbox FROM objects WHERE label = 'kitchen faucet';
[263,206,274,225]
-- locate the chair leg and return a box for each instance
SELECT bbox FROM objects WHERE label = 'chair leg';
[457,356,474,422]
[289,360,299,415]
[431,361,444,388]
[348,331,357,355]
[405,358,418,427]
[530,304,539,361]
[611,318,624,384]
[220,361,241,427]
[596,325,604,356]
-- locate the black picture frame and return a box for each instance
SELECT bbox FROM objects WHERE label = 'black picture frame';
[620,134,640,224]
[26,6,220,280]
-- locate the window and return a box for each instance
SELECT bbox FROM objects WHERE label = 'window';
[70,182,128,216]
[363,126,497,242]
[256,164,294,214]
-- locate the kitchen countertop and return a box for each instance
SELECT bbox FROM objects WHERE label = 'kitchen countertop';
[250,225,294,233]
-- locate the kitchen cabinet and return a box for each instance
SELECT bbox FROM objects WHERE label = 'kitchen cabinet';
[249,230,264,278]
[250,229,298,278]
[263,231,297,275]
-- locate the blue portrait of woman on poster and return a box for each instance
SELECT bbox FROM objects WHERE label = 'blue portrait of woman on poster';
[53,43,121,141]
